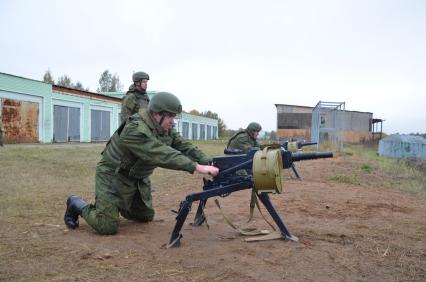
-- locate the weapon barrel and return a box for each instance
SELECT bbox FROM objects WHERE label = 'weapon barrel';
[291,151,333,162]
[299,142,317,148]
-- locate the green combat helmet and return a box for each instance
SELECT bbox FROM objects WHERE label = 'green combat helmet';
[246,122,262,134]
[148,92,182,114]
[132,71,150,82]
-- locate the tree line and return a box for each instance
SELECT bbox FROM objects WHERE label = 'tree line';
[42,69,278,139]
[43,69,122,93]
[187,109,276,139]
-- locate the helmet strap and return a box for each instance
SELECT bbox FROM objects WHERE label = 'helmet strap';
[159,114,166,127]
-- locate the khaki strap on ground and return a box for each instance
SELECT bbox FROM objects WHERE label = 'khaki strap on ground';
[249,190,277,231]
[246,190,256,223]
[244,231,283,242]
[214,198,270,236]
[202,210,210,230]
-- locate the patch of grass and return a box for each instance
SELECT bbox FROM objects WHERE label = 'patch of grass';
[343,144,377,158]
[361,163,373,173]
[191,140,225,156]
[330,174,360,185]
[340,144,426,196]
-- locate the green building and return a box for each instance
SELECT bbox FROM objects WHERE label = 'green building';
[0,72,218,144]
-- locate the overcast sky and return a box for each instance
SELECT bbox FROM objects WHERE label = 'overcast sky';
[1,0,425,133]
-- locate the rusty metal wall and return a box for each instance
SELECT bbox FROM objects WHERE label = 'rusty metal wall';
[277,128,311,141]
[344,131,373,143]
[277,113,312,129]
[1,98,39,143]
[276,104,313,114]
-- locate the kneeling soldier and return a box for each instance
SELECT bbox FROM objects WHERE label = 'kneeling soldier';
[226,122,262,153]
[64,92,219,235]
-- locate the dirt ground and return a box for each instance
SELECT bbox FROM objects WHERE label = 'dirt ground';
[1,144,425,281]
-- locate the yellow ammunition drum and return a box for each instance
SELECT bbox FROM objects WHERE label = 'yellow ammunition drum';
[252,146,283,194]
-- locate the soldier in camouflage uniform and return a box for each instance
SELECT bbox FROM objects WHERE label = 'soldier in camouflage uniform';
[120,71,150,123]
[226,122,262,153]
[64,92,219,235]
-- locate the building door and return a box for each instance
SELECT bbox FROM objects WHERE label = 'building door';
[200,124,205,140]
[53,105,80,142]
[1,98,39,143]
[182,122,189,139]
[91,109,110,141]
[207,125,212,139]
[192,123,198,140]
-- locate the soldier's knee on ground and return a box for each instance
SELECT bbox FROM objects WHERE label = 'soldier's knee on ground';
[94,218,119,235]
[121,211,154,222]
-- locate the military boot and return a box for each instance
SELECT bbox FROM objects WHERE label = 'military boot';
[64,195,88,229]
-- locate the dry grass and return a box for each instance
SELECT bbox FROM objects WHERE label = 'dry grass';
[332,144,426,196]
[0,142,425,281]
[0,142,225,281]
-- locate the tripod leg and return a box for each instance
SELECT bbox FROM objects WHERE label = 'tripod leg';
[192,199,208,226]
[257,193,298,241]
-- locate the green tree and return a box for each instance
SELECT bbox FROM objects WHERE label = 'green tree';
[43,69,54,84]
[189,109,201,115]
[73,81,89,91]
[110,75,122,92]
[187,109,227,137]
[200,111,227,138]
[47,71,89,91]
[97,70,123,92]
[56,75,72,87]
[224,129,240,138]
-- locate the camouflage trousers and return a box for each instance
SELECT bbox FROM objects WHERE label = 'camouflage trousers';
[81,162,154,235]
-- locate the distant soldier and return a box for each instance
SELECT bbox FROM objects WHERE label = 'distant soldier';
[226,122,262,153]
[64,92,219,235]
[0,119,4,147]
[121,71,150,123]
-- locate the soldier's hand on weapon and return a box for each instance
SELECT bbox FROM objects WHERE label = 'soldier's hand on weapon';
[195,164,219,177]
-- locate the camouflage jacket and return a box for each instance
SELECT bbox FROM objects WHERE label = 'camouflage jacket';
[120,85,150,123]
[101,109,210,179]
[226,130,260,153]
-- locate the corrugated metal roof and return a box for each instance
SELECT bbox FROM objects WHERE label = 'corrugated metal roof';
[381,134,426,144]
[275,103,374,115]
[52,85,121,103]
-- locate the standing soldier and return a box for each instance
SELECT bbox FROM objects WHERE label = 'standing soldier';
[226,122,262,153]
[64,92,219,235]
[121,71,150,123]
